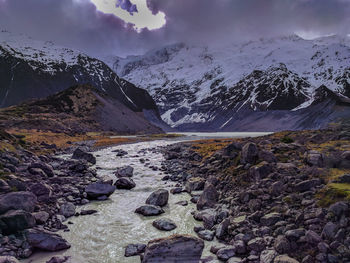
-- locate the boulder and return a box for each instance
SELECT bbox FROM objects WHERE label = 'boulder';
[216,218,230,239]
[0,191,37,214]
[85,183,116,199]
[135,205,164,216]
[260,249,278,263]
[0,210,36,234]
[29,183,53,202]
[115,166,134,177]
[26,229,71,251]
[46,256,72,263]
[59,202,76,218]
[33,211,50,224]
[142,235,204,263]
[305,230,322,244]
[72,148,96,164]
[146,189,169,207]
[294,179,321,192]
[197,184,218,210]
[185,177,205,193]
[305,151,323,167]
[260,213,281,226]
[0,179,10,193]
[125,243,146,257]
[152,218,177,231]
[274,235,291,254]
[259,150,277,163]
[28,162,54,177]
[197,230,214,241]
[115,177,136,190]
[329,201,349,217]
[241,143,259,164]
[216,246,236,261]
[247,237,265,252]
[0,256,20,263]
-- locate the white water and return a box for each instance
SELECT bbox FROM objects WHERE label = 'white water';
[23,132,270,263]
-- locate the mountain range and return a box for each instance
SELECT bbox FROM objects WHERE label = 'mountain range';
[107,34,350,131]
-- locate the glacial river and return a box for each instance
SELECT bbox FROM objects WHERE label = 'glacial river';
[23,132,270,263]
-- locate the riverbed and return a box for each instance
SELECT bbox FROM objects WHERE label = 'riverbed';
[23,132,270,263]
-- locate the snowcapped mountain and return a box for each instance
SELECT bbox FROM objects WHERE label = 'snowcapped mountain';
[106,34,350,131]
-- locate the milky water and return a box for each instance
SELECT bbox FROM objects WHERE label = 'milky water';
[23,132,270,263]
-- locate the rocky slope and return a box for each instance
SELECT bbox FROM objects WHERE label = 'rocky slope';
[109,35,350,131]
[0,30,166,130]
[160,123,350,262]
[0,84,163,134]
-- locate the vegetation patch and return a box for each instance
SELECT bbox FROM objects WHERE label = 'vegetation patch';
[191,139,232,159]
[317,183,350,207]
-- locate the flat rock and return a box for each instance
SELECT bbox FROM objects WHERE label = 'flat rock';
[146,189,169,207]
[135,205,164,216]
[85,183,116,199]
[152,218,177,231]
[142,235,204,263]
[26,229,71,251]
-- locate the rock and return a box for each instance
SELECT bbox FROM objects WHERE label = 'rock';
[201,209,217,229]
[285,229,305,240]
[0,191,37,214]
[294,179,321,192]
[260,249,278,263]
[0,179,10,193]
[176,200,188,206]
[115,166,134,177]
[29,183,53,202]
[170,187,183,194]
[28,162,54,177]
[142,235,204,263]
[33,211,50,224]
[135,205,164,216]
[232,240,246,254]
[270,181,284,196]
[329,201,348,217]
[216,218,230,239]
[305,151,323,167]
[185,177,205,193]
[125,243,146,257]
[241,142,259,164]
[247,237,265,252]
[46,256,71,263]
[80,209,98,215]
[197,184,218,210]
[260,213,281,226]
[305,230,321,244]
[113,149,128,157]
[0,210,36,234]
[115,177,136,190]
[274,235,291,254]
[216,246,236,261]
[26,229,71,251]
[146,189,169,207]
[85,183,116,199]
[321,222,337,240]
[274,255,299,263]
[334,174,350,183]
[0,256,20,263]
[59,202,76,218]
[72,148,96,164]
[152,218,177,231]
[197,230,215,241]
[259,150,277,163]
[227,257,243,263]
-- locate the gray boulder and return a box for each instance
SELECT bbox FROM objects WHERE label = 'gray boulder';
[0,191,37,214]
[197,184,218,210]
[216,246,236,261]
[115,166,134,177]
[26,229,71,251]
[142,235,204,263]
[29,183,53,202]
[241,143,259,164]
[0,256,20,263]
[125,243,146,257]
[0,210,36,234]
[152,218,177,231]
[33,211,50,225]
[115,177,136,190]
[260,213,281,226]
[146,189,169,207]
[135,205,164,216]
[329,201,348,217]
[59,202,76,218]
[85,183,116,199]
[185,177,205,193]
[197,230,215,241]
[72,148,96,164]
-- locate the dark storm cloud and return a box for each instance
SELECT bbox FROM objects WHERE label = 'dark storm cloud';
[0,0,349,57]
[116,0,138,15]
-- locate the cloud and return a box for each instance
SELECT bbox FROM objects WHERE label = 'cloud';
[0,0,349,57]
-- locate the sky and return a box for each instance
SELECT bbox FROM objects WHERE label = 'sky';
[0,0,349,57]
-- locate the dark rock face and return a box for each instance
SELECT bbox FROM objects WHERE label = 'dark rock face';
[85,183,116,200]
[26,229,71,251]
[115,177,136,190]
[152,218,177,231]
[72,148,96,164]
[125,243,146,257]
[0,192,37,214]
[146,189,169,207]
[0,210,36,234]
[196,184,218,210]
[135,205,164,216]
[142,235,204,263]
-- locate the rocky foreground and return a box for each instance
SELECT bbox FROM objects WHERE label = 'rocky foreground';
[0,130,119,262]
[157,124,350,262]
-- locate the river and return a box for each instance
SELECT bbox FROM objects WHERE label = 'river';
[23,132,270,263]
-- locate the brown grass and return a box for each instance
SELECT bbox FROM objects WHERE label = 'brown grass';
[191,139,232,159]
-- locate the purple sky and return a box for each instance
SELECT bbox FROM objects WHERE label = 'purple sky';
[0,0,349,57]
